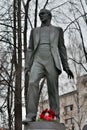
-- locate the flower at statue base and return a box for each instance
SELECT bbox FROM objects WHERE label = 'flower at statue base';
[39,109,57,121]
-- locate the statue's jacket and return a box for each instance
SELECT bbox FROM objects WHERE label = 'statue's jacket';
[25,25,69,74]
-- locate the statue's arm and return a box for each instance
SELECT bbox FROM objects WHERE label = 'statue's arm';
[58,27,69,71]
[58,27,74,78]
[25,29,34,72]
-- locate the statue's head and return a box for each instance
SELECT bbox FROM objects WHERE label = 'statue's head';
[39,9,52,23]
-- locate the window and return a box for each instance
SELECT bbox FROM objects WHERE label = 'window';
[64,105,73,114]
[65,118,73,125]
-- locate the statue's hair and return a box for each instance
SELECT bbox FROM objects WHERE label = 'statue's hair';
[39,9,52,20]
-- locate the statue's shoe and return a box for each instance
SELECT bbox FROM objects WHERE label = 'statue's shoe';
[22,117,36,124]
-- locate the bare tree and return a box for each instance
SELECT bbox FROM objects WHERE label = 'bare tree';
[13,0,22,129]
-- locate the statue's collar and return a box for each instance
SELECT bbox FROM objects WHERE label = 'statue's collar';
[41,23,51,27]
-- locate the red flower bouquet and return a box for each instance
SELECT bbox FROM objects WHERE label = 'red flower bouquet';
[39,109,57,121]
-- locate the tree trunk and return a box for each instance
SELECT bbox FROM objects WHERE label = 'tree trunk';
[13,0,22,129]
[23,0,30,113]
[34,0,38,28]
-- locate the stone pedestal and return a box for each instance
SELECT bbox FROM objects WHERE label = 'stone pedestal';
[23,121,66,130]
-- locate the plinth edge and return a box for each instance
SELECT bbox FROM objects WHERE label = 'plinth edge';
[23,121,66,130]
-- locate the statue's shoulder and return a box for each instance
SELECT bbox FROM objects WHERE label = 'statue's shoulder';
[30,27,40,34]
[51,25,63,31]
[57,27,63,31]
[33,27,40,31]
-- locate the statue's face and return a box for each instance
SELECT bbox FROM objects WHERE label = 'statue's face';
[39,9,51,23]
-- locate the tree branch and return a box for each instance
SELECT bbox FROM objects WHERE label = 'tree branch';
[43,0,49,9]
[69,57,87,72]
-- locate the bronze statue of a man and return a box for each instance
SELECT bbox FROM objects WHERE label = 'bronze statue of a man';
[23,9,74,123]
